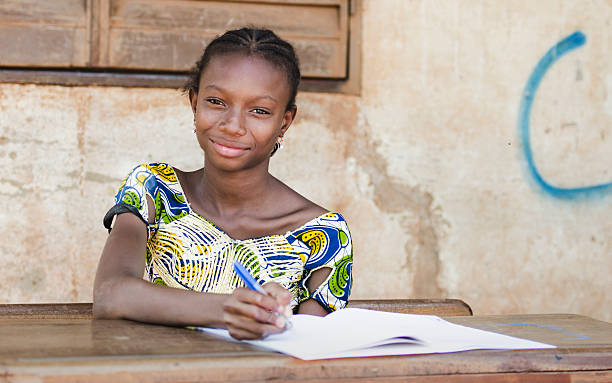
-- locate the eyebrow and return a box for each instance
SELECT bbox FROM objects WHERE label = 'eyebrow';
[203,85,278,103]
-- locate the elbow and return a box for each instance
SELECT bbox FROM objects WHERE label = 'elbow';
[93,279,123,319]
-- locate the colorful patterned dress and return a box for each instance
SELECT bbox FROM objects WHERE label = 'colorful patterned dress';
[103,163,353,312]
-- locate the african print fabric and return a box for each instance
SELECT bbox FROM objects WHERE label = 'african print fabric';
[103,163,353,312]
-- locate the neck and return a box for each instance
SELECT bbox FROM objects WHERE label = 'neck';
[199,159,274,215]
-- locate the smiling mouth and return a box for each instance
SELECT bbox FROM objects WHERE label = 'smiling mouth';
[210,138,249,157]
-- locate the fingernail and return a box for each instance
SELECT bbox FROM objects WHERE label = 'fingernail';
[275,316,285,328]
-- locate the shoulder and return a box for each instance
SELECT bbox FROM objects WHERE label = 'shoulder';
[172,166,204,188]
[120,162,178,185]
[120,162,172,179]
[288,211,352,272]
[294,212,351,235]
[115,163,183,206]
[291,199,329,224]
[271,179,327,226]
[142,162,178,183]
[271,178,351,234]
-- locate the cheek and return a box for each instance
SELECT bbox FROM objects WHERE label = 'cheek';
[195,130,209,150]
[251,120,281,141]
[195,110,218,130]
[194,114,214,147]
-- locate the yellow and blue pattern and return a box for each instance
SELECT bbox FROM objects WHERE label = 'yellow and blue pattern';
[104,163,353,312]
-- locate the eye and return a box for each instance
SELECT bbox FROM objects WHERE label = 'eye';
[252,108,270,115]
[206,97,225,107]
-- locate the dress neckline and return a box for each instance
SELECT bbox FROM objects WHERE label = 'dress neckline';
[166,165,338,241]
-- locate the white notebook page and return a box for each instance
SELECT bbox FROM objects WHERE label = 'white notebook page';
[196,308,555,360]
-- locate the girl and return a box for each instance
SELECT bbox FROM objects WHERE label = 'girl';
[93,28,353,340]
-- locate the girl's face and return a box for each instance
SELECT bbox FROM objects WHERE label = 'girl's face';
[190,53,296,172]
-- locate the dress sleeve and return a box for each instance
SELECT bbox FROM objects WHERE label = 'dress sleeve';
[294,213,353,312]
[103,164,158,232]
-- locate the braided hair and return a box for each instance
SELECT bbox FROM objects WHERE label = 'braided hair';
[183,27,301,111]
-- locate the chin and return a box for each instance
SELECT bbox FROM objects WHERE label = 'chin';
[204,153,264,173]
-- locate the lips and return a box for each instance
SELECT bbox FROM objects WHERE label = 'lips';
[210,138,250,157]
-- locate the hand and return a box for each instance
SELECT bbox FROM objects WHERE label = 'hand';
[262,282,293,319]
[222,282,292,340]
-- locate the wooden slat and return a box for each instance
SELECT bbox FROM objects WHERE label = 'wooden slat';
[0,68,188,88]
[0,0,89,67]
[97,0,111,66]
[105,0,348,77]
[110,0,343,35]
[0,303,93,319]
[0,299,472,319]
[348,299,473,316]
[0,0,86,23]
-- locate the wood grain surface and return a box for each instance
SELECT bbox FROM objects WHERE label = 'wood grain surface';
[1,306,610,382]
[0,298,473,319]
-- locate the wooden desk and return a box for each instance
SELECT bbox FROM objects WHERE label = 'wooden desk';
[0,298,473,318]
[1,313,610,382]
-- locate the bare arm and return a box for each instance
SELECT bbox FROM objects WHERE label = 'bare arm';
[297,268,332,316]
[93,212,288,338]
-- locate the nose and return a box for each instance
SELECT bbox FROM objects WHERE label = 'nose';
[219,108,246,136]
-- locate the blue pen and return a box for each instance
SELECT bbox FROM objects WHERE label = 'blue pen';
[233,261,292,330]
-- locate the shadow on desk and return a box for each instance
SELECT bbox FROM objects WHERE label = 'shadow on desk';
[0,299,472,319]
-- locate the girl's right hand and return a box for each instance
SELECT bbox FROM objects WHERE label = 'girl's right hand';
[222,283,292,340]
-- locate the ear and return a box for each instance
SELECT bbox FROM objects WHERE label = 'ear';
[189,89,198,115]
[280,105,297,136]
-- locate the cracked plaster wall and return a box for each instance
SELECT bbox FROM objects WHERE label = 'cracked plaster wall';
[0,0,610,321]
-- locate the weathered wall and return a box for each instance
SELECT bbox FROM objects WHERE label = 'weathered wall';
[1,0,610,320]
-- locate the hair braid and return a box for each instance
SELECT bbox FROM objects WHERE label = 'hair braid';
[183,27,301,110]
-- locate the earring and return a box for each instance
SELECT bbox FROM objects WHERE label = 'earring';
[271,136,284,157]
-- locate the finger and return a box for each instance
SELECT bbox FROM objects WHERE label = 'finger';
[224,296,286,327]
[225,319,266,340]
[224,312,286,339]
[232,287,282,313]
[263,283,291,305]
[227,327,260,340]
[262,283,292,315]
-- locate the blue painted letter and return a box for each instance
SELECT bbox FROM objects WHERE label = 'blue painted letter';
[518,31,612,199]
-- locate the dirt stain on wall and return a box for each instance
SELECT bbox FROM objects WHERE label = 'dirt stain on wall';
[299,95,447,297]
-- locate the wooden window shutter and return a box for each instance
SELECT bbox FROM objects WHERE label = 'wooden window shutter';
[94,0,349,79]
[0,0,358,90]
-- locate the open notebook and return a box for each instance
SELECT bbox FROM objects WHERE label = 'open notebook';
[195,308,555,360]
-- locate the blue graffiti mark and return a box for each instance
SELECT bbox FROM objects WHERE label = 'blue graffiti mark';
[518,30,612,199]
[487,323,592,341]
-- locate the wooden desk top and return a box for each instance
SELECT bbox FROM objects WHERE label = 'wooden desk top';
[0,299,474,319]
[1,313,611,382]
